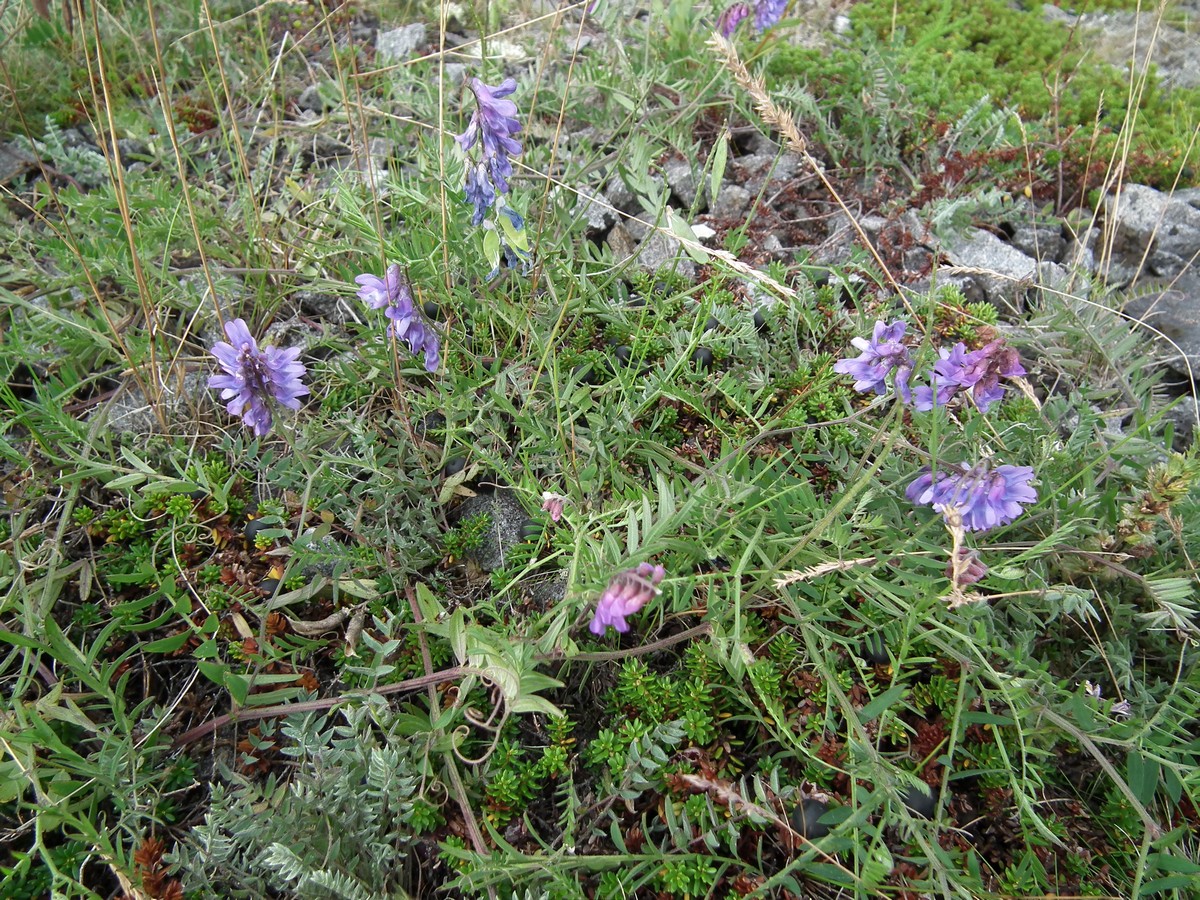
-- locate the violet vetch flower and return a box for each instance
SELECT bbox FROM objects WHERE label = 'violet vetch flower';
[913,340,1025,413]
[355,264,440,373]
[208,318,308,437]
[589,562,666,635]
[456,77,523,225]
[752,0,787,32]
[833,319,914,398]
[717,2,749,36]
[906,460,1037,532]
[541,491,567,524]
[1110,699,1133,720]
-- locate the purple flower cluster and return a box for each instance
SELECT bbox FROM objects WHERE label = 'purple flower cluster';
[718,0,786,36]
[590,562,666,635]
[834,320,1024,414]
[456,77,523,225]
[912,340,1026,413]
[832,320,914,399]
[907,461,1037,532]
[752,0,788,31]
[355,264,440,373]
[208,318,309,437]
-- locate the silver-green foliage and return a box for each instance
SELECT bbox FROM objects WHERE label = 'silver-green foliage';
[171,704,427,899]
[15,116,110,188]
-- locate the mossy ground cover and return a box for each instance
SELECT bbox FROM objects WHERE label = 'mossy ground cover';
[1,0,1199,898]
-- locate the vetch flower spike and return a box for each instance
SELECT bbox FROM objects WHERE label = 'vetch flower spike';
[907,460,1037,532]
[752,0,787,32]
[833,319,914,399]
[208,318,308,437]
[913,339,1025,412]
[541,491,567,524]
[717,2,749,36]
[456,77,523,225]
[590,562,666,635]
[355,264,440,373]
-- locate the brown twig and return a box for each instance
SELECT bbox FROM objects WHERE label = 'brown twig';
[170,665,484,749]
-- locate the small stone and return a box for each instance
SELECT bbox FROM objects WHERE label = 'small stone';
[376,24,426,62]
[901,785,937,818]
[663,156,704,209]
[753,310,768,333]
[244,518,273,543]
[613,345,633,366]
[443,456,467,478]
[297,84,326,114]
[703,316,719,332]
[575,186,617,234]
[258,577,281,595]
[791,799,831,839]
[861,633,889,665]
[710,184,752,220]
[423,300,443,321]
[691,347,714,370]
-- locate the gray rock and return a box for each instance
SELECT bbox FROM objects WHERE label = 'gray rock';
[115,138,148,166]
[1162,393,1197,451]
[442,63,467,87]
[526,572,568,607]
[710,184,752,220]
[943,227,1068,313]
[761,233,787,260]
[605,223,696,280]
[298,527,345,578]
[1103,184,1200,278]
[603,174,636,213]
[1071,11,1200,91]
[575,186,617,233]
[449,489,530,573]
[297,84,326,114]
[0,141,36,184]
[623,215,652,242]
[663,157,704,210]
[297,290,354,324]
[1172,187,1200,210]
[263,317,325,357]
[376,24,426,62]
[767,151,802,185]
[1120,271,1200,380]
[1009,220,1065,262]
[99,368,210,436]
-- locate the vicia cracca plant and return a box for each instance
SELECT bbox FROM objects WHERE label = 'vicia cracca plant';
[456,76,532,276]
[355,264,441,373]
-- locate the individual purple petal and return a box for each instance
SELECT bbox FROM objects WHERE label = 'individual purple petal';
[912,339,1025,412]
[207,318,308,437]
[541,491,567,523]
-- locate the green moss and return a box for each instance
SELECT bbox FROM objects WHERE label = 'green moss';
[766,0,1197,189]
